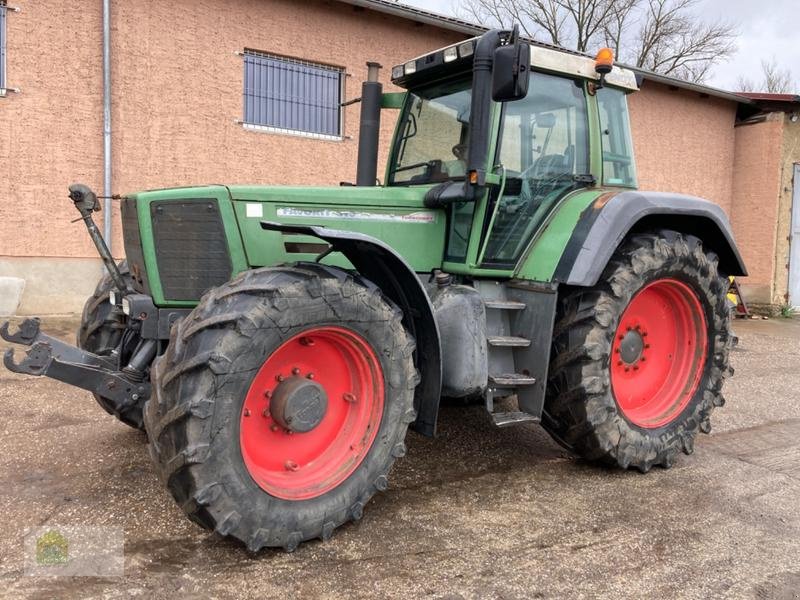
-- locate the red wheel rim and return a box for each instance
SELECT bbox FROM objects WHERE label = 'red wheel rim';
[240,327,384,501]
[610,279,707,429]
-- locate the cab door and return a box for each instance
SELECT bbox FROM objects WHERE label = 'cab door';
[477,72,591,269]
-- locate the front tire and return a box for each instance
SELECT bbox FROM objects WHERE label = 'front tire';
[77,260,146,430]
[144,265,418,551]
[543,231,733,472]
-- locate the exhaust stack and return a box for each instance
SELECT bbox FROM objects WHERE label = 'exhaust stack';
[356,62,383,186]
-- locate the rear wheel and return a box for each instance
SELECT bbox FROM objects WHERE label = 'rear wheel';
[77,260,145,430]
[543,231,733,471]
[144,265,418,551]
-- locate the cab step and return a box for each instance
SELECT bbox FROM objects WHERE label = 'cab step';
[489,373,536,387]
[487,335,530,348]
[491,411,541,427]
[484,300,526,311]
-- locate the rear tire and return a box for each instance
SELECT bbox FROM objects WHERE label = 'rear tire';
[77,260,145,430]
[542,230,732,472]
[144,265,418,551]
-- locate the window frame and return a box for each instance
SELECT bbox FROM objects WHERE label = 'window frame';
[597,86,638,188]
[241,50,346,141]
[387,75,473,187]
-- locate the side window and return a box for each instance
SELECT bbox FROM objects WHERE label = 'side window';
[597,87,637,187]
[481,73,589,267]
[497,74,589,179]
[0,0,7,92]
[242,51,344,140]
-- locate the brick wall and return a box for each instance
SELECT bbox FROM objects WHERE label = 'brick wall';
[731,114,785,303]
[628,80,737,216]
[0,0,463,260]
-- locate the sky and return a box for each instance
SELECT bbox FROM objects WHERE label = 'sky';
[400,0,800,92]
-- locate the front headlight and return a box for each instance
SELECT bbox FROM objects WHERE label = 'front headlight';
[121,297,131,316]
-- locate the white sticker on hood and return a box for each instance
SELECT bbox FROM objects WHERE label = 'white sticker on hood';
[246,203,264,218]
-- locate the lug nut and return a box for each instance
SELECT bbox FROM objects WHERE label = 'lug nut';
[306,373,315,380]
[617,361,623,366]
[641,357,646,362]
[343,393,357,403]
[292,367,301,375]
[264,390,272,398]
[262,408,270,417]
[244,408,251,417]
[275,374,285,383]
[285,460,299,472]
[270,423,279,432]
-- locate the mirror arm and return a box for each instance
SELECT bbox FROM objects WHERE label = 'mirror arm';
[465,29,506,202]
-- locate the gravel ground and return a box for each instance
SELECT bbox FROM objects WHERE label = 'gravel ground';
[0,316,798,599]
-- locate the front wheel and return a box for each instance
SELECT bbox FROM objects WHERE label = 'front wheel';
[144,265,418,551]
[543,230,733,472]
[77,260,146,430]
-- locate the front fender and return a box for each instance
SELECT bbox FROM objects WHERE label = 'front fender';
[552,191,747,286]
[260,221,442,437]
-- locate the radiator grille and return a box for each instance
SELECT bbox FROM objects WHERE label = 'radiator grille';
[151,200,233,300]
[121,198,149,294]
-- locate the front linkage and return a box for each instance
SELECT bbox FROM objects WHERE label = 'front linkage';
[2,317,151,411]
[1,185,185,421]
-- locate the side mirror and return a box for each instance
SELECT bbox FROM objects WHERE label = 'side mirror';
[492,30,530,102]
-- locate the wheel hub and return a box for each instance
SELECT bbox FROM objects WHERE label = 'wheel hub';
[618,327,645,365]
[270,377,328,433]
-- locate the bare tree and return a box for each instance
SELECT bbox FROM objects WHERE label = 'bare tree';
[459,0,737,83]
[736,58,795,93]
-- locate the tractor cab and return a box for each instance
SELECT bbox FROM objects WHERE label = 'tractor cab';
[386,34,639,274]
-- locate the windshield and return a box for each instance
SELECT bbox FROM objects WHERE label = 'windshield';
[389,78,472,186]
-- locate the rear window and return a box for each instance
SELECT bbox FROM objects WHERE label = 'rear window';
[597,87,637,188]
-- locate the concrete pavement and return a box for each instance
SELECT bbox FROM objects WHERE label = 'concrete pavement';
[0,317,798,599]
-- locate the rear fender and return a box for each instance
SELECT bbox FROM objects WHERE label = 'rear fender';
[553,191,747,285]
[261,221,442,437]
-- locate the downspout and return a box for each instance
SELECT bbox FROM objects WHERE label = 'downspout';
[102,0,112,258]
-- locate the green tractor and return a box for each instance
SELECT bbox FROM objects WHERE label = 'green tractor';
[2,28,744,551]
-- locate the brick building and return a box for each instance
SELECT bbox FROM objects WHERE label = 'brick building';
[0,0,798,313]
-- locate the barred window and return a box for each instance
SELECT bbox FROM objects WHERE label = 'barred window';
[243,51,344,140]
[0,0,7,91]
